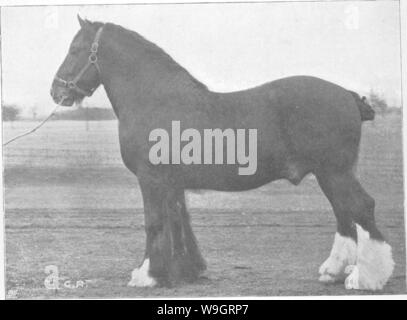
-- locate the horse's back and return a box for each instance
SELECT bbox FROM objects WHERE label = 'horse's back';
[221,75,362,172]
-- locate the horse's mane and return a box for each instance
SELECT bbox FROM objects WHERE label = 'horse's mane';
[95,21,208,91]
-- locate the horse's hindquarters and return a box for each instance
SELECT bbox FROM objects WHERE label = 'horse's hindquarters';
[271,76,362,171]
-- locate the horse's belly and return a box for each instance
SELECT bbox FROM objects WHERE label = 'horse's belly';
[179,159,283,191]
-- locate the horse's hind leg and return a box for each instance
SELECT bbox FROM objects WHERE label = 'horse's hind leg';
[316,169,357,284]
[316,168,394,290]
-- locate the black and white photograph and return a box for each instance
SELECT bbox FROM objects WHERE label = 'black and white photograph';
[1,0,406,299]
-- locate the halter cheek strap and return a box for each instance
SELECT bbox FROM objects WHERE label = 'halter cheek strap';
[54,26,104,97]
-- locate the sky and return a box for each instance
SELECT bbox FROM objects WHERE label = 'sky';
[1,1,402,117]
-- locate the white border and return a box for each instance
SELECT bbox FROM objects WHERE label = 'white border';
[400,0,407,296]
[0,5,4,301]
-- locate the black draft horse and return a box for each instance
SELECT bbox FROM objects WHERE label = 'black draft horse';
[51,17,394,291]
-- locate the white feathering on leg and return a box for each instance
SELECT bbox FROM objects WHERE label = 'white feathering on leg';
[345,224,394,290]
[128,259,157,287]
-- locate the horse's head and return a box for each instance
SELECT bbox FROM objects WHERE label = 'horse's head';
[50,16,104,106]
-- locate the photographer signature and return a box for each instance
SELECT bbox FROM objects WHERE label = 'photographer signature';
[44,265,96,290]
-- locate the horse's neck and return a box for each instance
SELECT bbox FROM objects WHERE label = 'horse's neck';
[99,26,208,118]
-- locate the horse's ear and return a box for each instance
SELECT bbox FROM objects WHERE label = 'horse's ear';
[77,14,87,28]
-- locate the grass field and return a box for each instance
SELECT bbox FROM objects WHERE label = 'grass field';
[3,115,406,298]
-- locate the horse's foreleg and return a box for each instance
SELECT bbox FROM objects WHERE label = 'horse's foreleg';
[159,189,206,284]
[128,175,204,287]
[128,178,170,287]
[176,190,206,277]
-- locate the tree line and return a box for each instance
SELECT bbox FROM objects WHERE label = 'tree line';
[2,105,116,121]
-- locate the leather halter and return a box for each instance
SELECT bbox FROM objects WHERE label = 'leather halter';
[54,26,104,97]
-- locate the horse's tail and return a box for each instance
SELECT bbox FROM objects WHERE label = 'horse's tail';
[348,90,375,121]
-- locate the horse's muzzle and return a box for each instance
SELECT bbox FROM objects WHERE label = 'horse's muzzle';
[50,84,76,107]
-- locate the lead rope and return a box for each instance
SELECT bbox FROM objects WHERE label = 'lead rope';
[3,97,65,146]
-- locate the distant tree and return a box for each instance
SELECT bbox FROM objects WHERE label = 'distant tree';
[30,105,38,120]
[2,105,20,121]
[368,91,388,114]
[387,107,402,115]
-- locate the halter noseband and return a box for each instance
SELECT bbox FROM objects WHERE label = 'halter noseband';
[54,26,104,97]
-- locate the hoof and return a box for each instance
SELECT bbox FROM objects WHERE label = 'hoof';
[319,233,357,283]
[128,259,157,288]
[319,258,348,282]
[344,225,395,291]
[318,274,336,283]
